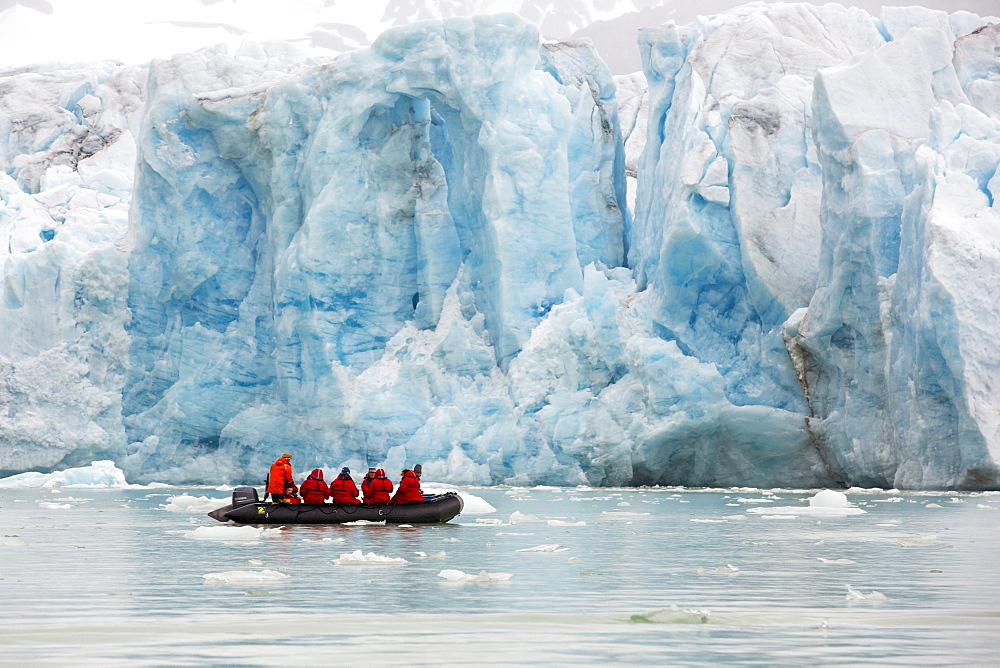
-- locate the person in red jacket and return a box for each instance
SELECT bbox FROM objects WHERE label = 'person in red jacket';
[266,453,297,502]
[299,468,329,504]
[391,468,424,503]
[329,467,361,504]
[362,468,393,503]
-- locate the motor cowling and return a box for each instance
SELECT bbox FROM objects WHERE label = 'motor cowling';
[232,486,260,508]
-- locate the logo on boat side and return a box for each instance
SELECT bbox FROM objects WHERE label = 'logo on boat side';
[257,507,265,514]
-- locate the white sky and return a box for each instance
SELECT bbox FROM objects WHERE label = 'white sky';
[0,0,996,71]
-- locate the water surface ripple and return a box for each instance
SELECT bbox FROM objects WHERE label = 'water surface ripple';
[3,487,998,664]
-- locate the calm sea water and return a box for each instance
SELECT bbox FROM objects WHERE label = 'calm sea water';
[2,486,998,665]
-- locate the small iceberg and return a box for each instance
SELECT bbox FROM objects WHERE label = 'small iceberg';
[163,494,230,513]
[438,569,512,583]
[845,584,889,601]
[547,519,586,526]
[0,461,130,489]
[203,569,288,584]
[37,502,72,510]
[183,526,263,541]
[516,544,569,553]
[817,557,857,565]
[747,490,866,516]
[334,550,407,565]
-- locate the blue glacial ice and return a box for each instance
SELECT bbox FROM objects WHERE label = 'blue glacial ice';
[0,7,998,489]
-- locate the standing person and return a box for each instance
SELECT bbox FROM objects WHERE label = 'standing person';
[329,467,361,504]
[299,468,329,504]
[266,453,296,503]
[362,468,393,503]
[391,468,424,503]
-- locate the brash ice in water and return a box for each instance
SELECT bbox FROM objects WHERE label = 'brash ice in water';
[1,463,998,664]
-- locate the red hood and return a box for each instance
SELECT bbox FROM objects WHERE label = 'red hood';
[309,468,324,479]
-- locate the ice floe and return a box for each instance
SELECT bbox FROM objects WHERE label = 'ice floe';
[516,544,569,553]
[162,494,230,513]
[334,550,407,565]
[183,526,263,541]
[438,569,512,583]
[845,585,889,601]
[747,490,866,516]
[37,502,72,510]
[203,569,289,584]
[0,461,130,488]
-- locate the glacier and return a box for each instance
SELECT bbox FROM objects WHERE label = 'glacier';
[1,5,998,489]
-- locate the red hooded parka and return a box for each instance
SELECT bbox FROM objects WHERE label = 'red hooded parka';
[329,470,361,504]
[391,469,423,503]
[362,469,393,503]
[299,469,329,503]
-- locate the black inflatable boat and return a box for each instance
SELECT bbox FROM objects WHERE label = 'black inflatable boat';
[207,486,464,525]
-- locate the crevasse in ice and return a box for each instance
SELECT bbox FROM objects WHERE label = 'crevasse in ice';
[0,7,998,489]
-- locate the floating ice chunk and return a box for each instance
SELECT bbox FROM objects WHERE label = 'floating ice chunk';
[716,564,739,574]
[203,569,289,584]
[0,461,129,489]
[414,551,447,559]
[459,493,496,514]
[629,607,711,624]
[247,559,264,566]
[0,536,28,547]
[163,494,230,513]
[496,532,535,536]
[691,519,728,523]
[737,498,774,504]
[924,503,943,508]
[438,569,512,583]
[334,550,407,565]
[302,536,346,543]
[810,490,850,508]
[547,520,586,526]
[977,504,995,510]
[184,526,263,541]
[817,557,857,565]
[599,511,650,519]
[509,511,541,524]
[748,490,865,516]
[475,518,503,525]
[894,534,941,547]
[37,502,71,510]
[845,585,889,601]
[516,544,569,553]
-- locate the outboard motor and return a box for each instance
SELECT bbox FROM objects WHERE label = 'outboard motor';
[232,486,260,508]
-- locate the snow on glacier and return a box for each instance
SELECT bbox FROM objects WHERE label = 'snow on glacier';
[1,6,999,490]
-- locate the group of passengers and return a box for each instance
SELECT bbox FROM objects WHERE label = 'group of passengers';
[266,453,425,504]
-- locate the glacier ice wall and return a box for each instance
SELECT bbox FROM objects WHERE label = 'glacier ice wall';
[634,4,999,489]
[1,7,998,489]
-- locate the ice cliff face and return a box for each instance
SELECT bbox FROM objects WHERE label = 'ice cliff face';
[1,6,998,489]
